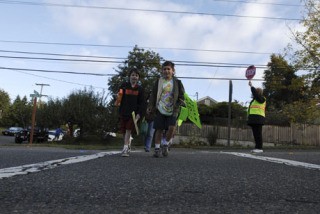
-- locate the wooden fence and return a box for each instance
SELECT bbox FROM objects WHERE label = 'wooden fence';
[177,123,320,146]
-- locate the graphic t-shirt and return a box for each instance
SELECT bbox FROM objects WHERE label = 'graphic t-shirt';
[158,79,174,116]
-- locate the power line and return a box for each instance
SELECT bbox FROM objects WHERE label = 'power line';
[211,0,303,7]
[0,55,269,69]
[1,49,317,70]
[0,66,264,81]
[0,55,123,64]
[0,49,126,60]
[13,69,107,89]
[0,0,302,21]
[0,40,275,55]
[0,66,111,76]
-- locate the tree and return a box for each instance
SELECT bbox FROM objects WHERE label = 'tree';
[263,54,320,124]
[9,96,32,128]
[36,98,64,129]
[198,103,213,124]
[61,88,112,138]
[197,101,247,125]
[108,45,163,100]
[283,100,320,124]
[291,0,319,98]
[263,54,305,110]
[0,89,11,126]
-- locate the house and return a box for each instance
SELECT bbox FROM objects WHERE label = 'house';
[197,96,217,107]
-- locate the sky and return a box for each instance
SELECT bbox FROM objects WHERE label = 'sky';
[0,0,304,106]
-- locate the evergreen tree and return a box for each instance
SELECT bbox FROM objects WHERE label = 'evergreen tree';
[0,89,11,126]
[9,95,32,128]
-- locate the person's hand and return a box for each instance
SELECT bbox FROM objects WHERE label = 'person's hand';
[248,81,252,87]
[135,114,140,122]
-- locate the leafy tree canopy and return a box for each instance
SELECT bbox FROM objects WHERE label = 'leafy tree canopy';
[108,45,163,101]
[263,54,306,110]
[290,0,319,98]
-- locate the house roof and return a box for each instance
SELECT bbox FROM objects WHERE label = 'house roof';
[197,96,217,104]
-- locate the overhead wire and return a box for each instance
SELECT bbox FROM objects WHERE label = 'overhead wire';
[0,40,275,55]
[0,66,264,81]
[211,0,303,7]
[13,69,107,89]
[0,0,302,21]
[0,0,307,99]
[0,54,269,69]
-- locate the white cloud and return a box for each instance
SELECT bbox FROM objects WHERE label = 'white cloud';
[1,0,304,103]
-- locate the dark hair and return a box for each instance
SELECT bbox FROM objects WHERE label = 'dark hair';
[162,61,175,69]
[256,88,263,96]
[129,68,140,77]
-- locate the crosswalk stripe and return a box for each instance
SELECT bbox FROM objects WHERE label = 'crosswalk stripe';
[222,152,320,170]
[0,151,120,179]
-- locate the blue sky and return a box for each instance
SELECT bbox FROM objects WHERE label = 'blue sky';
[0,0,303,105]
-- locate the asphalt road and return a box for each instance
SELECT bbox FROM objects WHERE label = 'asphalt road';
[0,143,319,213]
[0,135,15,145]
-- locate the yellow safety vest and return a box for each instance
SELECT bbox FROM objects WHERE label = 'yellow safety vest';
[248,99,266,117]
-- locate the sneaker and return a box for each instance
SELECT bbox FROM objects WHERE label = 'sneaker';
[153,148,160,158]
[121,148,129,157]
[251,149,263,153]
[127,144,131,154]
[162,144,169,157]
[144,148,150,152]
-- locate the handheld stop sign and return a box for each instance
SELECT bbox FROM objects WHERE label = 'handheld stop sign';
[245,65,256,80]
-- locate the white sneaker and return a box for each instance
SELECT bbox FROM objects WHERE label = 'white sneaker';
[251,149,263,153]
[121,148,129,157]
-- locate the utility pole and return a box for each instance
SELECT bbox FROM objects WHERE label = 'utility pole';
[29,90,41,145]
[227,80,233,147]
[35,83,50,106]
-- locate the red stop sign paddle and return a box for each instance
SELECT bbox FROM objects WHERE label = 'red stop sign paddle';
[245,65,256,80]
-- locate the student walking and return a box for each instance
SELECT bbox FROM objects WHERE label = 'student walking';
[147,61,185,157]
[247,80,266,153]
[115,68,145,157]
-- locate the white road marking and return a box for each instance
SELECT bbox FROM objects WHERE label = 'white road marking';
[0,151,120,179]
[222,152,320,170]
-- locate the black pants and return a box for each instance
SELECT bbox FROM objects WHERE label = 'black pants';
[250,124,263,149]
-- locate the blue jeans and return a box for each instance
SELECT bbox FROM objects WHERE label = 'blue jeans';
[144,121,155,151]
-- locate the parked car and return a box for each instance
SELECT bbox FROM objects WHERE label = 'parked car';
[73,129,116,138]
[48,129,65,142]
[2,127,24,136]
[15,128,49,144]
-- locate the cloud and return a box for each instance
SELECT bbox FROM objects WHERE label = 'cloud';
[41,0,303,102]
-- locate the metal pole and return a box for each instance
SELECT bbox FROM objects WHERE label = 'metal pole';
[227,80,233,147]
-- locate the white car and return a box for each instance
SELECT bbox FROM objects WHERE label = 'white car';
[48,130,64,141]
[73,129,116,138]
